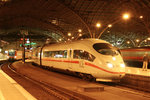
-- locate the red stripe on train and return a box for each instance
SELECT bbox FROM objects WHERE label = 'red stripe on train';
[123,56,143,60]
[85,62,125,74]
[42,58,125,74]
[121,49,150,52]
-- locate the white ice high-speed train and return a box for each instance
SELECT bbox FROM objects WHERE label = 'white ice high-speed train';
[32,39,125,82]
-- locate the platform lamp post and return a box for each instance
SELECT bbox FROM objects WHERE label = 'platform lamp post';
[0,38,1,47]
[97,13,130,39]
[20,30,28,63]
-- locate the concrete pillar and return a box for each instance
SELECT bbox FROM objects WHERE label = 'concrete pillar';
[20,30,28,63]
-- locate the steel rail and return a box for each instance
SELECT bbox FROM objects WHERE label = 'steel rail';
[6,63,95,100]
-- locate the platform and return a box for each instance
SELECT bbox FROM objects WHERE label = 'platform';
[0,64,36,100]
[0,59,150,99]
[121,66,150,92]
[125,67,150,76]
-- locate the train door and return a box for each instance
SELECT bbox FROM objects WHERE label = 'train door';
[79,59,84,68]
[68,49,72,70]
[37,47,41,65]
[79,50,84,68]
[73,50,85,72]
[34,48,41,65]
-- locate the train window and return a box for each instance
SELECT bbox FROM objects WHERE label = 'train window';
[54,50,67,58]
[43,51,52,57]
[64,50,67,58]
[73,50,95,62]
[98,49,119,55]
[93,43,119,56]
[83,51,95,62]
[73,50,82,59]
[44,50,67,58]
[35,51,38,57]
[8,51,15,56]
[54,51,59,58]
[86,52,95,62]
[93,43,113,49]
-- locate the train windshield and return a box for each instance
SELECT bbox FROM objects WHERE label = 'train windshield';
[93,43,119,56]
[8,51,15,56]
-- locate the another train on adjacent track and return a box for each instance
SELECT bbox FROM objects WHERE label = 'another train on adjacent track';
[120,47,150,62]
[120,47,150,68]
[7,49,31,61]
[32,39,126,82]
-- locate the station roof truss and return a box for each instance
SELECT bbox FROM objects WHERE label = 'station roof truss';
[0,0,150,48]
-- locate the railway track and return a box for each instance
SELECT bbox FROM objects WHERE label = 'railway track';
[1,61,150,100]
[1,63,95,100]
[33,62,150,94]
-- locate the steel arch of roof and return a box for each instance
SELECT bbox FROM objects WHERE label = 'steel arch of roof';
[0,0,150,47]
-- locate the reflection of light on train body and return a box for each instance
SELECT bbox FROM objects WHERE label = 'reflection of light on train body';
[55,54,63,58]
[120,63,125,68]
[112,57,116,61]
[107,62,114,68]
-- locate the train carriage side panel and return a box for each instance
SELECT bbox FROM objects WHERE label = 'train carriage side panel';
[42,44,69,70]
[32,39,126,82]
[32,47,41,65]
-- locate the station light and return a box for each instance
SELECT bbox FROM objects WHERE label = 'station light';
[107,31,110,33]
[59,38,62,41]
[136,39,140,42]
[79,33,82,37]
[123,13,130,20]
[108,24,112,28]
[5,51,8,54]
[127,41,130,44]
[71,37,74,39]
[96,23,101,28]
[139,16,143,19]
[10,49,14,52]
[68,32,71,36]
[147,37,150,40]
[78,29,82,33]
[2,0,9,2]
[26,38,30,43]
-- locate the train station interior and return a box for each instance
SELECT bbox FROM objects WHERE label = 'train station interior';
[0,0,150,50]
[0,0,150,100]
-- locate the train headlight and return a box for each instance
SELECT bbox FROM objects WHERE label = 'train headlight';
[112,57,116,61]
[120,63,125,68]
[107,62,114,68]
[14,56,16,58]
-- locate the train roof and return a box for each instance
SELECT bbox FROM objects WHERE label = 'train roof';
[46,38,109,46]
[42,38,110,50]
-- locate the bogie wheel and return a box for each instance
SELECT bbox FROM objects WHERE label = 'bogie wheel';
[82,74,93,81]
